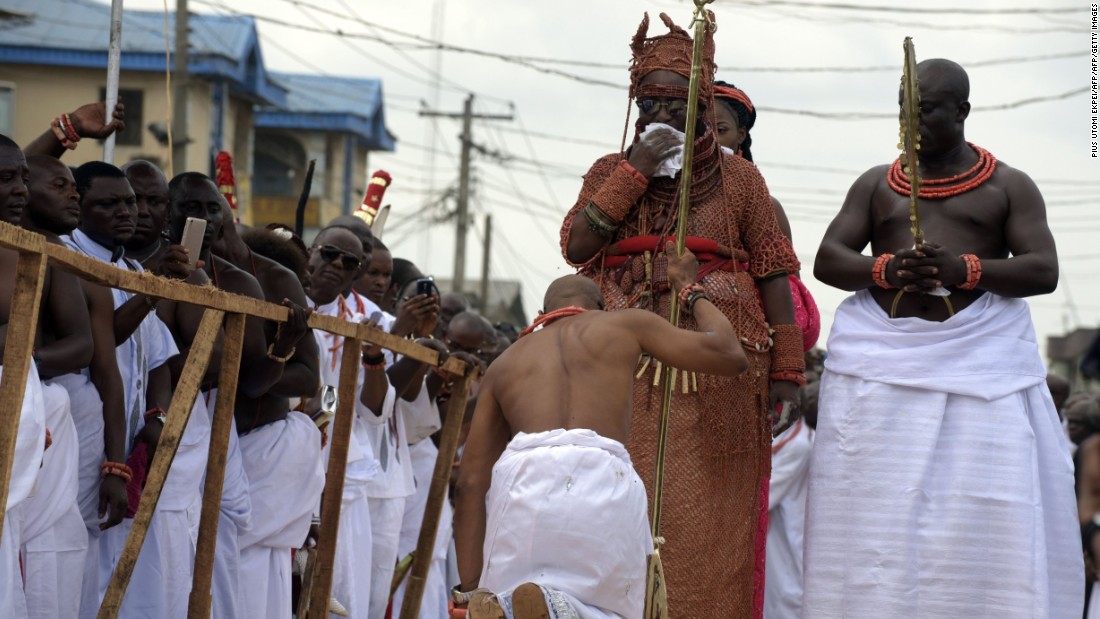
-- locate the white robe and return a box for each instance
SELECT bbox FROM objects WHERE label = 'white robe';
[21,381,87,619]
[238,411,324,619]
[1,364,45,619]
[47,374,105,530]
[364,308,414,619]
[200,390,253,619]
[480,429,651,619]
[311,296,389,618]
[393,436,451,619]
[764,420,811,619]
[803,290,1083,618]
[65,231,188,619]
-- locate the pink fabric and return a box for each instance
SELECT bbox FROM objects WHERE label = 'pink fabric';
[789,275,820,352]
[125,442,150,518]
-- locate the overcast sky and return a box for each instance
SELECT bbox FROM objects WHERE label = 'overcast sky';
[120,0,1096,355]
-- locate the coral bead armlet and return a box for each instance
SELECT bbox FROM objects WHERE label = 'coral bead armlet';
[587,160,649,224]
[769,324,806,384]
[958,254,982,290]
[872,253,896,290]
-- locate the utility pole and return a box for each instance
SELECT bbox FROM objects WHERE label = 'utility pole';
[480,214,491,314]
[171,0,189,176]
[420,94,512,294]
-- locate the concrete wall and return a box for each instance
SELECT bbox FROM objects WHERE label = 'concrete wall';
[0,63,253,214]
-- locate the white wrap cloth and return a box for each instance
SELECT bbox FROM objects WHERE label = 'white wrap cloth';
[1,363,45,619]
[803,290,1083,618]
[765,419,812,619]
[480,429,651,619]
[238,411,324,619]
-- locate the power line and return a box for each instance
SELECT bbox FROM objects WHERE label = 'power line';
[758,86,1088,119]
[726,50,1086,74]
[509,49,1085,73]
[748,2,1084,34]
[740,1,1078,15]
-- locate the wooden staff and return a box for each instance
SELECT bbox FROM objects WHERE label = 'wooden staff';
[304,336,363,617]
[645,2,713,618]
[98,308,224,619]
[187,312,247,618]
[0,241,48,538]
[900,36,924,246]
[399,373,474,619]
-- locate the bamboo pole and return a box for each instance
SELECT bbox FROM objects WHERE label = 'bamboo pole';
[304,338,363,618]
[399,374,473,619]
[97,308,224,619]
[187,312,247,618]
[0,244,48,538]
[645,3,712,618]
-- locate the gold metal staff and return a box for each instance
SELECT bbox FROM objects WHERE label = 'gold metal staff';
[899,36,923,246]
[644,2,714,617]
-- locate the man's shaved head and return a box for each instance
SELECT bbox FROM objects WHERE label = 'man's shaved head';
[917,58,969,104]
[543,275,604,312]
[120,159,167,182]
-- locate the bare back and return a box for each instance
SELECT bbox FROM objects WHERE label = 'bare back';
[488,312,641,444]
[485,306,745,445]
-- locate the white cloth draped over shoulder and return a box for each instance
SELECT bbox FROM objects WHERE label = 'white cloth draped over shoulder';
[803,290,1083,619]
[480,429,651,619]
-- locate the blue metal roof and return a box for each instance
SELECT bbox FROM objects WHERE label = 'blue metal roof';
[257,72,396,151]
[0,0,287,106]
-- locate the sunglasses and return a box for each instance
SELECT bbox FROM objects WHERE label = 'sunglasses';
[636,98,688,118]
[312,244,362,271]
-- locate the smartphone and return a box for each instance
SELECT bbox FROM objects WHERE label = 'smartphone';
[415,277,434,297]
[180,217,207,267]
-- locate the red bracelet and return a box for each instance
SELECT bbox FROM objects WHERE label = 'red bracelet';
[100,461,134,483]
[770,370,807,386]
[44,428,53,450]
[51,116,79,150]
[958,254,982,290]
[678,283,704,312]
[872,253,895,289]
[363,361,386,371]
[59,113,81,143]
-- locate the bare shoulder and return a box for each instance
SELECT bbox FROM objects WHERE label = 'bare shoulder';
[252,252,307,301]
[991,159,1041,192]
[214,256,263,297]
[858,163,892,191]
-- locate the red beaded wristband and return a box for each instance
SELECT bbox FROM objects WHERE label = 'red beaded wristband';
[958,254,982,290]
[872,253,895,290]
[100,461,134,483]
[769,370,807,387]
[678,283,705,312]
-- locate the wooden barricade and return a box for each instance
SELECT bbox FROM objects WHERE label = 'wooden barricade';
[0,220,473,619]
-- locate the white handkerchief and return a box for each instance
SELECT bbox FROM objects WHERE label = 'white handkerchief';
[639,122,684,178]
